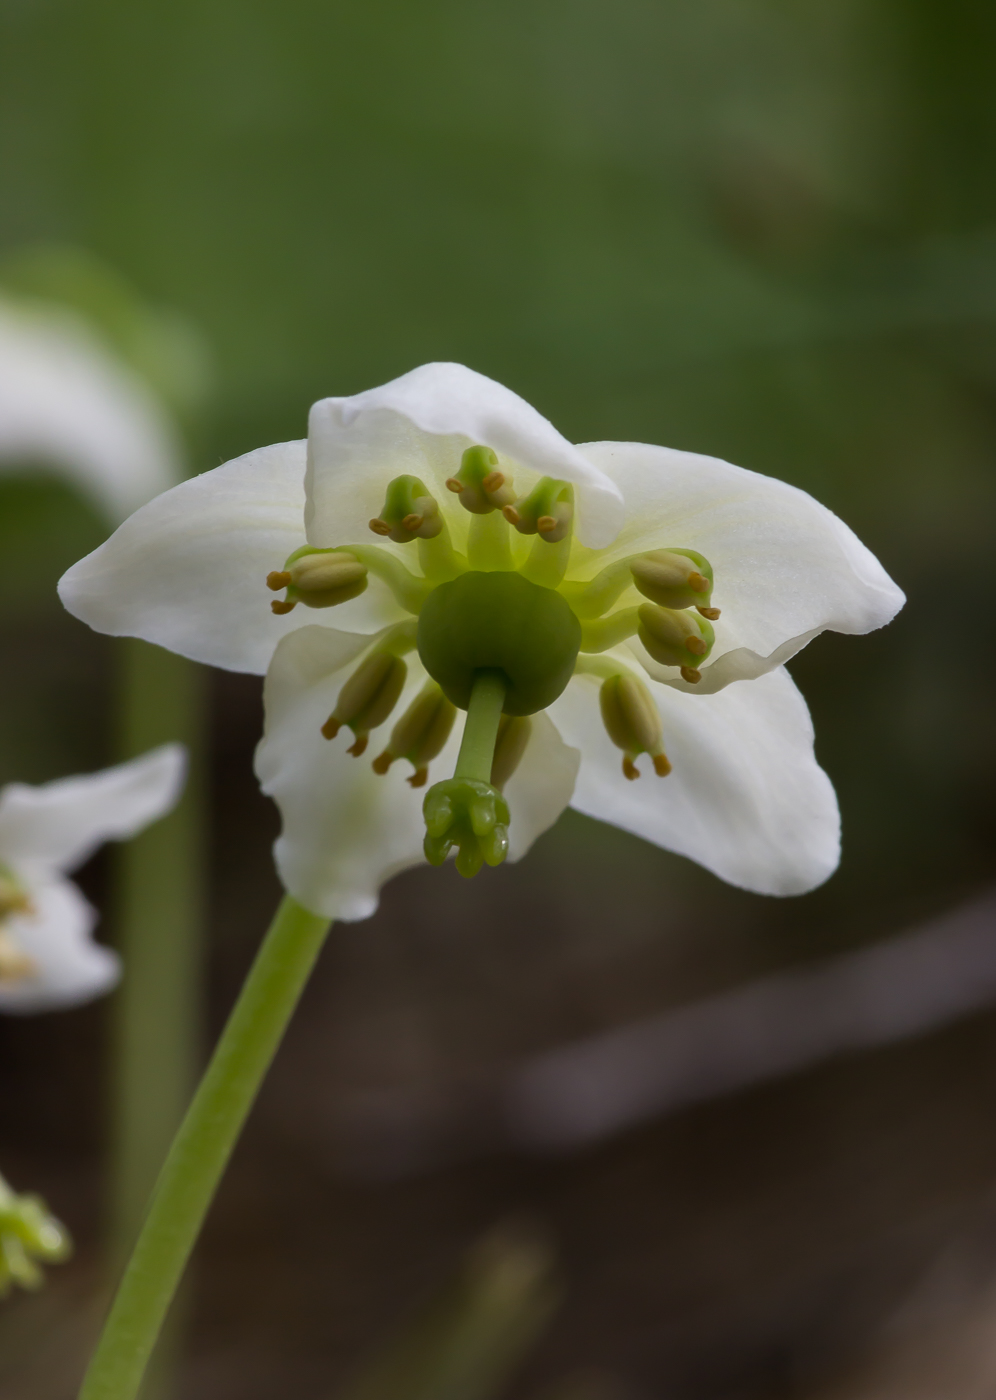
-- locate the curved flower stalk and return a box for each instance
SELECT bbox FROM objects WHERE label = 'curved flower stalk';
[61,362,904,909]
[0,1171,72,1297]
[0,746,186,1013]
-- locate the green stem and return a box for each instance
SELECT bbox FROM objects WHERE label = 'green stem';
[112,642,205,1267]
[454,670,507,782]
[80,896,331,1400]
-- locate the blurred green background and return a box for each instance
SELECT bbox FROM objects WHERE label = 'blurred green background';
[1,2,995,1397]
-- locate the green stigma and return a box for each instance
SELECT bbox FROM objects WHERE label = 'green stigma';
[268,452,723,879]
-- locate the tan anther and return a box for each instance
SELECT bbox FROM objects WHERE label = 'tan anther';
[697,606,721,620]
[482,470,505,493]
[503,505,521,526]
[371,751,393,775]
[408,768,429,788]
[536,515,557,533]
[685,635,708,657]
[688,572,709,593]
[0,929,36,984]
[652,753,672,777]
[622,757,640,781]
[271,599,297,615]
[445,477,463,492]
[347,734,368,757]
[369,518,392,536]
[402,513,423,532]
[324,651,408,749]
[680,666,702,684]
[266,570,292,590]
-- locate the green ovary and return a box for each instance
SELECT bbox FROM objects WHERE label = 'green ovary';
[416,570,582,716]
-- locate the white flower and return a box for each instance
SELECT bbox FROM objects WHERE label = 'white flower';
[0,746,187,1013]
[0,298,182,522]
[58,363,904,916]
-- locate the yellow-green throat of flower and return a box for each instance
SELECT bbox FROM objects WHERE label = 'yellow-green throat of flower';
[0,867,36,985]
[266,445,721,878]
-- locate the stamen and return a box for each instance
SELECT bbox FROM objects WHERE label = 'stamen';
[638,604,715,673]
[447,446,516,515]
[369,475,443,543]
[371,681,457,787]
[598,672,671,779]
[697,606,721,620]
[0,928,36,983]
[271,599,296,615]
[513,479,575,589]
[506,478,573,544]
[322,650,408,751]
[680,666,702,684]
[266,549,369,613]
[630,549,716,613]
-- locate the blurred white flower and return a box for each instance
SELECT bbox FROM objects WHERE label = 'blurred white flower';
[0,746,187,1013]
[59,363,903,916]
[0,298,183,523]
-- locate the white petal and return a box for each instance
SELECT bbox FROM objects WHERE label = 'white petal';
[0,744,186,878]
[256,625,458,920]
[58,441,399,672]
[577,441,905,690]
[504,712,580,861]
[0,300,181,522]
[307,362,625,550]
[551,665,840,896]
[0,878,120,1013]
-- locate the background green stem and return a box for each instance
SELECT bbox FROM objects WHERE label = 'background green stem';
[112,640,206,1400]
[80,895,332,1400]
[112,641,205,1265]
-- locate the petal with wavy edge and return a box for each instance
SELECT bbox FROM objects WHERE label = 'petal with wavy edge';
[307,362,625,551]
[0,301,181,523]
[575,441,905,691]
[0,878,120,1013]
[0,744,186,878]
[58,440,408,673]
[551,665,840,896]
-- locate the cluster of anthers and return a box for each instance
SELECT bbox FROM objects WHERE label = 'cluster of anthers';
[0,868,34,987]
[264,446,720,877]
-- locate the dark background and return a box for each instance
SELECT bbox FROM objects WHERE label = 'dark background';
[1,2,995,1396]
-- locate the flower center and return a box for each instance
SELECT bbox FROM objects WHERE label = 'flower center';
[264,444,724,878]
[0,869,36,985]
[416,570,582,716]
